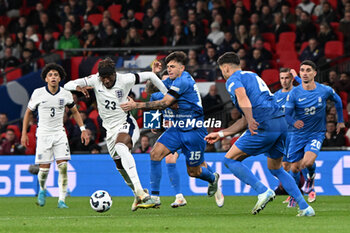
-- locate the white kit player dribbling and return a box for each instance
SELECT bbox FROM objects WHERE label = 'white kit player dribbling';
[21,63,90,208]
[64,57,168,210]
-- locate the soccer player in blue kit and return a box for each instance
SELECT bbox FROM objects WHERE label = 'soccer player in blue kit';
[121,51,224,208]
[285,60,345,204]
[147,70,187,208]
[205,52,314,216]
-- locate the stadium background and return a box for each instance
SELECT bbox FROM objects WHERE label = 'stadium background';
[0,0,350,197]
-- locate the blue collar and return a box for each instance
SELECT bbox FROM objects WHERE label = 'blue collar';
[45,86,60,95]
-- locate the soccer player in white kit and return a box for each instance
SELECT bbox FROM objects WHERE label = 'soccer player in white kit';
[21,63,90,208]
[64,57,168,210]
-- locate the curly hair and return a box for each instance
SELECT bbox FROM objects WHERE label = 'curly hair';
[98,57,116,77]
[41,63,67,81]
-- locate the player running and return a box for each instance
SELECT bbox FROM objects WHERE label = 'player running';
[64,57,168,211]
[285,60,345,205]
[147,70,187,208]
[21,63,90,208]
[205,52,314,216]
[121,51,224,208]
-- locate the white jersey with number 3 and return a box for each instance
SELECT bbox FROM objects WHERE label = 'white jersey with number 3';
[28,87,74,135]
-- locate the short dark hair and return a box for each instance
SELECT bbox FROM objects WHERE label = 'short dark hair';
[300,60,317,71]
[165,51,188,65]
[98,57,115,77]
[217,52,240,66]
[41,63,67,81]
[279,67,291,73]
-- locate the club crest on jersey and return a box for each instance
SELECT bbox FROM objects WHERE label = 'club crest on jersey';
[318,96,322,106]
[59,98,64,106]
[115,90,123,99]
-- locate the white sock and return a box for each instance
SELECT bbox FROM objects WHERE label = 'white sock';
[115,143,143,195]
[58,162,68,202]
[117,168,136,196]
[38,168,50,190]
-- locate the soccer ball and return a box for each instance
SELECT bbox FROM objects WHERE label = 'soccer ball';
[90,190,113,212]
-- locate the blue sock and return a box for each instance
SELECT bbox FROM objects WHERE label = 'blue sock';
[290,171,300,185]
[198,166,215,183]
[270,167,309,210]
[307,163,316,178]
[166,163,180,194]
[150,160,162,196]
[224,158,267,194]
[206,164,214,173]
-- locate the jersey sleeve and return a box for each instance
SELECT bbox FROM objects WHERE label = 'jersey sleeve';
[226,75,244,96]
[64,74,98,90]
[294,75,302,84]
[118,73,137,91]
[167,77,188,99]
[285,90,297,126]
[27,89,40,111]
[65,91,75,109]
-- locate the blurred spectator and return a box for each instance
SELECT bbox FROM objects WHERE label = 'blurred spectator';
[25,26,39,43]
[297,0,316,15]
[68,13,82,34]
[0,129,25,155]
[195,0,210,21]
[219,137,231,152]
[322,121,345,147]
[248,24,261,48]
[15,31,26,51]
[326,70,338,88]
[9,16,27,34]
[240,59,248,70]
[187,49,200,78]
[249,49,270,76]
[207,21,224,46]
[218,31,235,55]
[234,24,249,48]
[38,12,57,36]
[135,135,152,153]
[6,0,21,18]
[187,22,205,45]
[227,107,242,127]
[126,9,143,29]
[313,0,327,17]
[100,25,122,49]
[0,113,8,134]
[317,2,337,24]
[0,36,20,59]
[317,22,337,49]
[143,7,156,29]
[83,0,100,21]
[27,2,45,25]
[272,12,290,42]
[98,15,115,40]
[72,111,96,140]
[124,27,141,47]
[199,46,218,66]
[20,48,35,75]
[79,21,94,42]
[251,0,263,14]
[326,113,336,123]
[202,85,223,113]
[58,28,80,50]
[229,13,243,36]
[60,4,72,25]
[25,39,41,59]
[249,38,272,61]
[83,31,101,57]
[40,30,58,54]
[168,24,187,46]
[151,16,164,38]
[0,25,8,46]
[142,25,162,46]
[0,47,20,69]
[296,11,317,45]
[299,38,324,64]
[334,72,350,100]
[268,0,282,14]
[281,3,296,24]
[339,11,350,55]
[261,5,274,29]
[68,0,84,16]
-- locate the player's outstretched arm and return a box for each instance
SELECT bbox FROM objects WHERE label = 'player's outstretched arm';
[70,106,90,145]
[121,94,175,111]
[138,72,168,95]
[21,108,33,147]
[64,79,93,98]
[290,69,302,84]
[205,117,248,144]
[234,87,259,135]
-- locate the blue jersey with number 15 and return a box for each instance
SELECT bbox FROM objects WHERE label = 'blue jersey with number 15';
[225,70,283,123]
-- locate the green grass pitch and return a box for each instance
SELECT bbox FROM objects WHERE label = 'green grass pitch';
[0,196,349,233]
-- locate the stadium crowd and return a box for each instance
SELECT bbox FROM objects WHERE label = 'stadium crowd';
[0,0,350,154]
